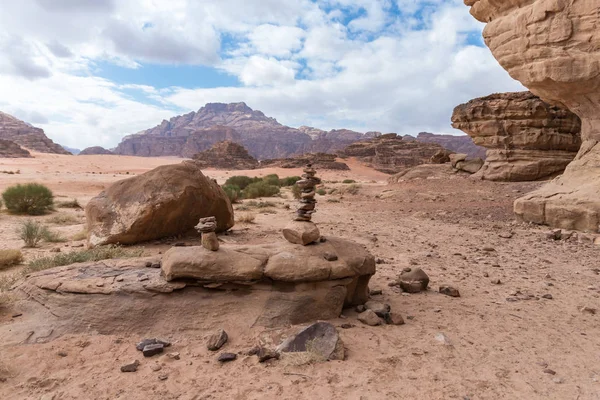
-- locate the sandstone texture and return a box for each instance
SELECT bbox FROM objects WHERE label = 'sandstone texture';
[79,146,113,155]
[452,91,581,181]
[0,139,31,158]
[0,111,71,154]
[260,153,350,170]
[85,161,234,246]
[192,140,258,169]
[340,133,447,174]
[415,132,487,159]
[465,0,600,232]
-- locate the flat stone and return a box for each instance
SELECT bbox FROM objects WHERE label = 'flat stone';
[439,285,461,297]
[283,221,320,245]
[207,329,228,351]
[142,343,164,357]
[357,309,383,326]
[276,321,344,361]
[217,353,237,362]
[120,360,140,372]
[542,294,553,300]
[136,338,171,351]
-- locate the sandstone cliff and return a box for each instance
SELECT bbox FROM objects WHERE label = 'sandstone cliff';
[340,133,446,174]
[0,139,32,158]
[465,0,600,232]
[0,111,71,154]
[260,153,350,170]
[452,91,581,181]
[79,146,113,155]
[415,132,486,160]
[192,141,258,170]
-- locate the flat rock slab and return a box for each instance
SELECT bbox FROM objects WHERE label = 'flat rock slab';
[277,321,344,361]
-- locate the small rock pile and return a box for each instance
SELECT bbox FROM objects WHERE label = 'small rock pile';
[195,216,219,251]
[295,164,321,222]
[136,338,171,357]
[356,300,404,326]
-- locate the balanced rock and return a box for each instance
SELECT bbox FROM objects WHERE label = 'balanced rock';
[86,161,234,246]
[452,92,581,181]
[276,321,344,361]
[465,0,600,231]
[283,221,320,245]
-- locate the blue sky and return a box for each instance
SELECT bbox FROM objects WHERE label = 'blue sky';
[0,0,523,149]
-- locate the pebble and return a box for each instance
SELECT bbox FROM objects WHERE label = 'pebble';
[340,323,354,329]
[257,347,280,363]
[158,374,168,381]
[543,369,556,375]
[581,307,597,315]
[120,360,140,373]
[434,333,452,346]
[541,294,553,300]
[385,312,405,325]
[12,313,22,318]
[166,352,180,360]
[207,329,228,351]
[150,364,162,372]
[218,353,237,362]
[57,351,68,357]
[482,247,496,252]
[369,289,383,296]
[439,285,460,297]
[357,309,384,326]
[491,279,501,285]
[323,252,338,262]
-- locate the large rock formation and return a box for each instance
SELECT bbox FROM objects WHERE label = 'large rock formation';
[79,146,113,155]
[415,132,487,159]
[465,0,600,232]
[0,139,31,158]
[452,91,581,181]
[192,140,258,169]
[260,153,350,170]
[86,161,234,246]
[340,133,447,174]
[0,111,71,154]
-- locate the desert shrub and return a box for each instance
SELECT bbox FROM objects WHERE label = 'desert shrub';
[236,212,256,224]
[235,205,251,211]
[47,212,79,225]
[243,181,280,199]
[42,228,67,243]
[0,250,24,269]
[291,184,302,200]
[316,188,326,196]
[26,245,144,273]
[279,176,301,187]
[71,229,88,241]
[340,184,361,195]
[262,174,280,186]
[17,220,46,248]
[246,200,277,208]
[327,198,340,203]
[222,184,241,203]
[2,183,54,215]
[224,176,260,190]
[56,199,82,209]
[342,179,356,184]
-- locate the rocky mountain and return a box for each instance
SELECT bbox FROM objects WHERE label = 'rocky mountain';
[0,111,71,154]
[192,141,258,170]
[0,139,32,158]
[79,146,114,155]
[414,132,486,159]
[340,133,446,174]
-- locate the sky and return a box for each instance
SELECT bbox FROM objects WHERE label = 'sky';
[0,0,524,150]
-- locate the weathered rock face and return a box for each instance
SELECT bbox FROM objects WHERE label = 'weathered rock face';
[0,139,31,158]
[415,132,487,159]
[192,140,258,169]
[452,91,581,181]
[260,153,349,170]
[79,146,113,155]
[465,0,600,231]
[0,111,71,154]
[86,161,234,246]
[340,133,447,174]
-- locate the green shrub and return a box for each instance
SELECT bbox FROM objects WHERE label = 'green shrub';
[224,176,260,190]
[316,188,326,196]
[243,181,280,199]
[0,249,23,269]
[342,179,356,184]
[2,183,54,215]
[42,228,67,243]
[17,220,46,248]
[222,184,241,203]
[279,176,301,187]
[262,174,280,186]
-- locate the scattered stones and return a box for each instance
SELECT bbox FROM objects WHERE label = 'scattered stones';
[276,321,345,361]
[218,353,237,362]
[207,329,228,351]
[385,312,405,326]
[136,338,171,351]
[439,285,460,297]
[364,301,391,317]
[120,360,140,372]
[142,343,165,357]
[358,309,384,326]
[397,268,429,293]
[257,347,280,363]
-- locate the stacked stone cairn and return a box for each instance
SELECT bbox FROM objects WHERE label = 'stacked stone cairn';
[195,216,219,251]
[283,164,322,246]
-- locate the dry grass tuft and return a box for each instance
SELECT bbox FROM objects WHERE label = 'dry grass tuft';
[236,212,256,224]
[0,250,24,269]
[71,229,88,241]
[47,212,80,225]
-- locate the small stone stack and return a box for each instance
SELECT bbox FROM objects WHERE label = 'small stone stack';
[283,164,321,246]
[295,164,321,222]
[195,216,219,251]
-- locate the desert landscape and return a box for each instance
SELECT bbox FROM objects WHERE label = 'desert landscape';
[1,0,599,399]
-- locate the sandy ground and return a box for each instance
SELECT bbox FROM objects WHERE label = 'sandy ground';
[0,153,599,400]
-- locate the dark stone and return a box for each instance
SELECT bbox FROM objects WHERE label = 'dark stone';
[207,329,228,351]
[398,268,429,293]
[57,351,68,357]
[120,360,140,372]
[142,343,165,357]
[257,348,280,363]
[542,294,553,300]
[439,285,461,297]
[369,289,383,296]
[218,353,237,362]
[136,338,171,351]
[276,321,344,361]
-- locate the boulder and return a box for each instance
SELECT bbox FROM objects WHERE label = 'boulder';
[397,268,429,293]
[85,161,234,246]
[430,149,453,164]
[465,0,600,232]
[282,221,320,245]
[452,92,581,181]
[449,153,467,167]
[455,158,484,174]
[276,321,344,361]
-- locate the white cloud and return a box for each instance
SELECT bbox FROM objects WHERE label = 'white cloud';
[247,24,305,57]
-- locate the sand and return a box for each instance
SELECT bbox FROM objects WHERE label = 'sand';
[0,153,599,400]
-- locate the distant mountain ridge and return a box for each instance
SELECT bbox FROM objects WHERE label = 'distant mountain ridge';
[0,111,71,155]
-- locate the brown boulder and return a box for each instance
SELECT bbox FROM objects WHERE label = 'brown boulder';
[86,161,234,246]
[465,0,600,232]
[452,92,581,181]
[282,221,320,245]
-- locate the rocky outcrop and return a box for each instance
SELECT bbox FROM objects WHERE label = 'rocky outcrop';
[451,91,581,181]
[415,132,487,159]
[0,111,71,154]
[260,153,349,170]
[0,139,31,158]
[340,133,446,174]
[465,0,600,232]
[192,140,258,169]
[79,146,113,155]
[85,161,234,246]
